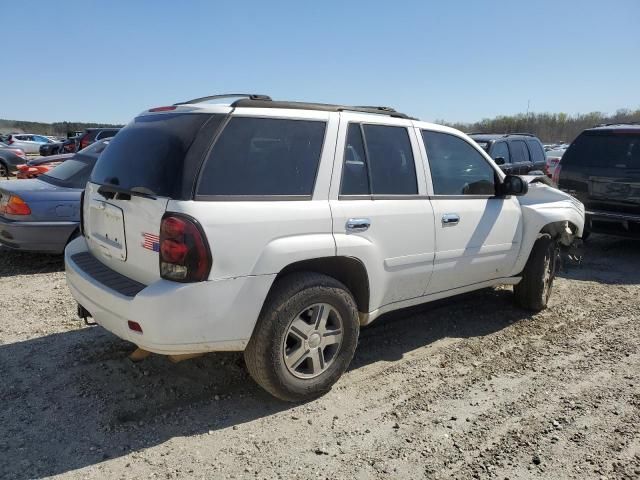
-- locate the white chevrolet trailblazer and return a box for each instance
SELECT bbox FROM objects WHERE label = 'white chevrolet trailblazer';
[65,94,585,401]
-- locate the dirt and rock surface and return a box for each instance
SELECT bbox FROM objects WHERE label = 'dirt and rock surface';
[1,235,639,479]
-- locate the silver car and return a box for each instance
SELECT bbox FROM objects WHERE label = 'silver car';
[0,139,109,253]
[6,134,53,154]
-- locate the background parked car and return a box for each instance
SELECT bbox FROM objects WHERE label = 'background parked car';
[469,133,547,175]
[75,128,119,152]
[0,141,27,177]
[557,123,640,238]
[545,148,565,178]
[39,140,65,156]
[17,153,74,179]
[19,139,110,179]
[0,139,110,253]
[6,134,54,154]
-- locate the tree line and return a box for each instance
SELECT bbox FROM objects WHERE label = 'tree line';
[442,108,640,144]
[0,119,123,136]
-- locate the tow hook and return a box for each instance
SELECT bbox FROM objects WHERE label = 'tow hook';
[77,304,96,326]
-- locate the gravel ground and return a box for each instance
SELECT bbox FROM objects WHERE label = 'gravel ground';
[1,235,639,479]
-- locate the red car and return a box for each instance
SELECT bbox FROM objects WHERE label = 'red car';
[16,153,74,179]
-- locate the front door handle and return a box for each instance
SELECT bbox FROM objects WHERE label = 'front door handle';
[346,218,371,232]
[442,213,460,225]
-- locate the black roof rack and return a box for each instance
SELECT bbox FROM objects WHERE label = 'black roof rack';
[594,121,640,127]
[230,98,416,119]
[174,93,272,105]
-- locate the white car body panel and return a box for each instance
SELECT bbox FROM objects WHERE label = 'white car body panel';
[65,104,585,354]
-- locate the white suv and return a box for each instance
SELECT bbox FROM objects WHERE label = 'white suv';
[65,94,585,401]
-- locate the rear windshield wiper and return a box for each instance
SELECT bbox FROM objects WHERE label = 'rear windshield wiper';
[97,184,157,200]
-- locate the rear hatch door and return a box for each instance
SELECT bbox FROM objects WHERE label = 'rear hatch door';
[83,110,224,285]
[560,129,640,215]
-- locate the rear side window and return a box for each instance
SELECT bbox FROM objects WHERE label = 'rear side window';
[91,113,220,198]
[510,140,530,163]
[340,124,418,196]
[197,117,326,197]
[563,131,640,169]
[422,130,496,196]
[526,140,545,163]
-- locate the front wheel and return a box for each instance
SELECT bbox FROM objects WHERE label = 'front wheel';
[514,235,558,311]
[244,272,360,402]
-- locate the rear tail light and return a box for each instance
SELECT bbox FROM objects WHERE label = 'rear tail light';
[159,213,211,282]
[0,195,31,215]
[552,162,562,185]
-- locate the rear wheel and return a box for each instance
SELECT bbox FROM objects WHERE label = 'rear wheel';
[0,161,8,178]
[244,272,360,402]
[514,235,559,311]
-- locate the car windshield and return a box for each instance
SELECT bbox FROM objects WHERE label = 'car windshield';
[563,131,640,169]
[40,155,97,189]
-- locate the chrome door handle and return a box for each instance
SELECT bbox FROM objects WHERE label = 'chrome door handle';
[442,213,460,225]
[346,218,371,232]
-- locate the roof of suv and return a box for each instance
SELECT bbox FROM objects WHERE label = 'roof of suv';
[587,123,640,132]
[468,133,539,142]
[164,93,418,120]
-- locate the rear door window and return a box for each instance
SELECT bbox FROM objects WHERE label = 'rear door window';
[91,113,222,198]
[510,140,530,163]
[340,124,418,196]
[526,140,545,163]
[197,117,326,197]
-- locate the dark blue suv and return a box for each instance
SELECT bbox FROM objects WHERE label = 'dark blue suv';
[469,133,547,176]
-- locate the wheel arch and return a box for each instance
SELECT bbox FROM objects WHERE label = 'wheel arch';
[270,256,370,314]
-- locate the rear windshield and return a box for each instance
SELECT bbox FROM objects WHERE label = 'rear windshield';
[40,154,97,189]
[90,113,219,197]
[563,131,640,169]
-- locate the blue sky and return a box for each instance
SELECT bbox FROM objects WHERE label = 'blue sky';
[3,0,639,124]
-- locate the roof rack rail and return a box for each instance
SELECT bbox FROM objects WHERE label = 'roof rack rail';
[594,121,640,127]
[174,94,272,105]
[230,98,416,119]
[503,132,536,137]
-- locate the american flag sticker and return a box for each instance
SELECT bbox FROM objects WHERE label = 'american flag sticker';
[142,232,160,252]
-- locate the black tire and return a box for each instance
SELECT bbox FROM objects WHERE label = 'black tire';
[0,161,8,178]
[514,234,558,311]
[244,272,360,402]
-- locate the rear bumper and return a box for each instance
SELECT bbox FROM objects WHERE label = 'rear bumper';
[586,209,640,237]
[64,237,275,354]
[0,216,77,253]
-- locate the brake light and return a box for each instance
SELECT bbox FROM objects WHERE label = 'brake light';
[0,195,31,215]
[552,162,562,185]
[159,214,211,282]
[149,106,177,112]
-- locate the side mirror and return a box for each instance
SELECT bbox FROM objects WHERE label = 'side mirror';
[499,174,528,196]
[494,156,506,166]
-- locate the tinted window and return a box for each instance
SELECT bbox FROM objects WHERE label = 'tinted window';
[491,142,510,163]
[474,141,490,151]
[91,113,220,198]
[363,125,417,195]
[340,124,369,195]
[41,155,97,189]
[198,117,326,197]
[510,140,530,163]
[96,130,117,140]
[562,131,640,169]
[526,140,545,163]
[79,139,110,155]
[422,130,496,196]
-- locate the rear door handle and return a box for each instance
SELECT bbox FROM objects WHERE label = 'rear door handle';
[346,218,371,232]
[442,213,460,225]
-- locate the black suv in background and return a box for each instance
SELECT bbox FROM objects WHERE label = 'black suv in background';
[469,133,547,175]
[557,124,640,238]
[39,128,120,156]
